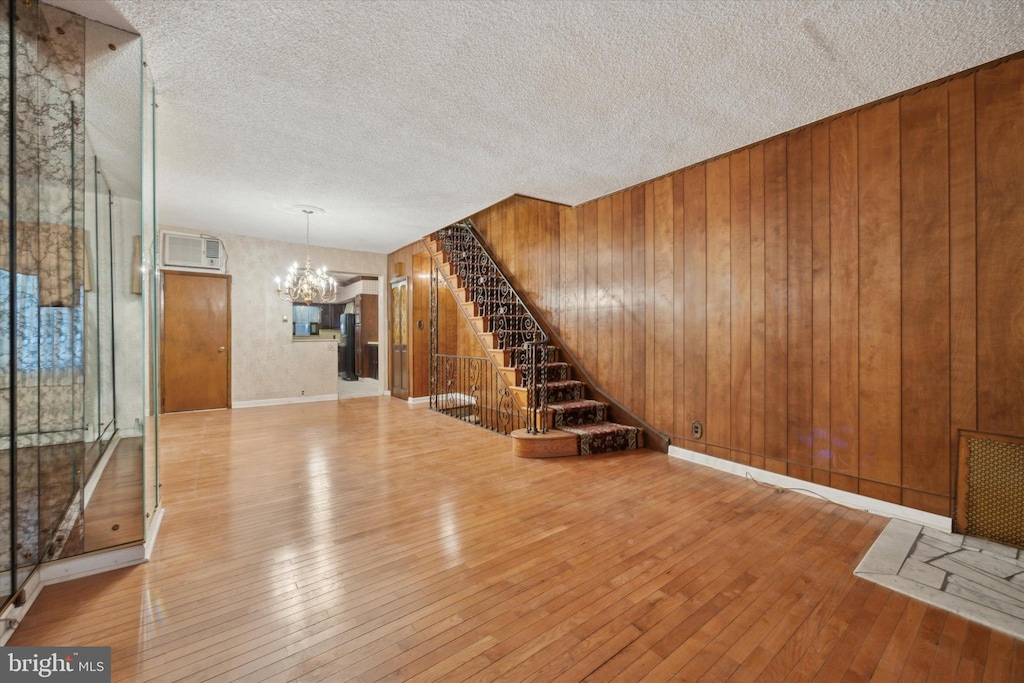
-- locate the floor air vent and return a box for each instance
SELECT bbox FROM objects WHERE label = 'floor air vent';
[956,431,1024,549]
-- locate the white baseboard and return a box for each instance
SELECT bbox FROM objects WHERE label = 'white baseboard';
[38,543,148,585]
[668,445,952,531]
[144,506,164,561]
[0,504,165,644]
[384,390,392,397]
[0,569,43,646]
[233,394,338,409]
[407,396,430,405]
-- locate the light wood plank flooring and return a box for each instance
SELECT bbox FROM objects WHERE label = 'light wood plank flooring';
[9,398,1023,681]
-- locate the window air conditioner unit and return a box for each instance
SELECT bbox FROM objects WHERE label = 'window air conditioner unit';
[162,231,226,272]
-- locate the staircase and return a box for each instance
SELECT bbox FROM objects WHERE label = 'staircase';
[425,221,642,458]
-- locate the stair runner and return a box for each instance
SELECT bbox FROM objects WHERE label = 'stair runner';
[523,354,641,455]
[428,229,641,456]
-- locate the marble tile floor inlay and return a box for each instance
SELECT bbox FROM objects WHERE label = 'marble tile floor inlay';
[856,518,1024,640]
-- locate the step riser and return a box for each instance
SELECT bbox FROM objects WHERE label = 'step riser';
[552,404,606,428]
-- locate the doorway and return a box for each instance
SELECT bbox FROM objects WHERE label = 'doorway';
[160,271,232,412]
[390,277,409,399]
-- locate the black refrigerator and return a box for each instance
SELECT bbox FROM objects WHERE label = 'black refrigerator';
[339,313,357,381]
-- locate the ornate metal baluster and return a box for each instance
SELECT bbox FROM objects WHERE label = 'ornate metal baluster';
[430,220,548,435]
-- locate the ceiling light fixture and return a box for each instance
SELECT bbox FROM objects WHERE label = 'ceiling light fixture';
[275,208,337,305]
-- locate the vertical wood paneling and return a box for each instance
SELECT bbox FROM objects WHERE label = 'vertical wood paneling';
[706,158,732,450]
[562,207,579,355]
[504,201,516,281]
[858,100,902,488]
[947,74,976,496]
[787,129,814,479]
[653,176,675,433]
[749,145,766,468]
[557,206,573,350]
[620,193,633,411]
[811,124,831,480]
[583,201,599,373]
[611,193,625,401]
[432,56,1024,513]
[730,150,752,461]
[683,166,707,451]
[830,115,859,482]
[548,202,560,319]
[645,183,656,426]
[900,84,950,501]
[673,173,687,440]
[976,58,1024,437]
[525,199,536,306]
[632,187,647,418]
[764,137,788,465]
[597,197,613,389]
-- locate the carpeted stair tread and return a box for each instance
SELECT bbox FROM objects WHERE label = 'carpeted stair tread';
[513,362,569,383]
[559,421,640,455]
[549,399,606,427]
[542,380,585,403]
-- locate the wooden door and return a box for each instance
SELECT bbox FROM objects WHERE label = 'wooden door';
[160,271,231,412]
[390,278,409,398]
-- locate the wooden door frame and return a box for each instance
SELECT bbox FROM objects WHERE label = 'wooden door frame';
[159,269,232,413]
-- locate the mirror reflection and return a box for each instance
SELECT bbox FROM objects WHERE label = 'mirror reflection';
[0,0,152,603]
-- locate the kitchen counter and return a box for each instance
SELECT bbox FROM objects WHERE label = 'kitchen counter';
[291,336,339,343]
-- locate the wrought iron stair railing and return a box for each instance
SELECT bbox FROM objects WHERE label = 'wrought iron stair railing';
[430,220,549,434]
[432,354,526,435]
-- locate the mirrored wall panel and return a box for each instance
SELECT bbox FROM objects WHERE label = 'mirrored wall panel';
[1,0,156,604]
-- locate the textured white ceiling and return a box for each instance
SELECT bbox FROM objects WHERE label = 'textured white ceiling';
[51,0,1024,254]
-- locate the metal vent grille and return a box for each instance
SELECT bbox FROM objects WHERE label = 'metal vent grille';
[960,435,1024,549]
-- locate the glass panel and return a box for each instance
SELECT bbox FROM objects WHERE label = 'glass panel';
[74,18,143,555]
[25,3,86,577]
[0,0,149,602]
[82,145,102,483]
[142,66,159,534]
[11,0,41,594]
[0,0,12,602]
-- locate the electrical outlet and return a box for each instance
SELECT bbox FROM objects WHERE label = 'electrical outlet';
[691,419,703,440]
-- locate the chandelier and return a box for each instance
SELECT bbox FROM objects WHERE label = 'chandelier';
[275,208,338,305]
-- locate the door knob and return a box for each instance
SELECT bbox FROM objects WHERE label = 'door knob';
[218,346,226,352]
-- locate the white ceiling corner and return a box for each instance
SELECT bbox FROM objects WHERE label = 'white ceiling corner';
[49,0,1024,254]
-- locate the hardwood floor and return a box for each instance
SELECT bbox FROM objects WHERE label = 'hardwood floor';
[9,398,1022,681]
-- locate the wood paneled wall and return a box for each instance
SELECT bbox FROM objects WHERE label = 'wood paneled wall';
[386,242,424,397]
[460,56,1024,516]
[388,241,489,398]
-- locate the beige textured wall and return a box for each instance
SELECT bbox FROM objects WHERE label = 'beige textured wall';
[159,225,387,404]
